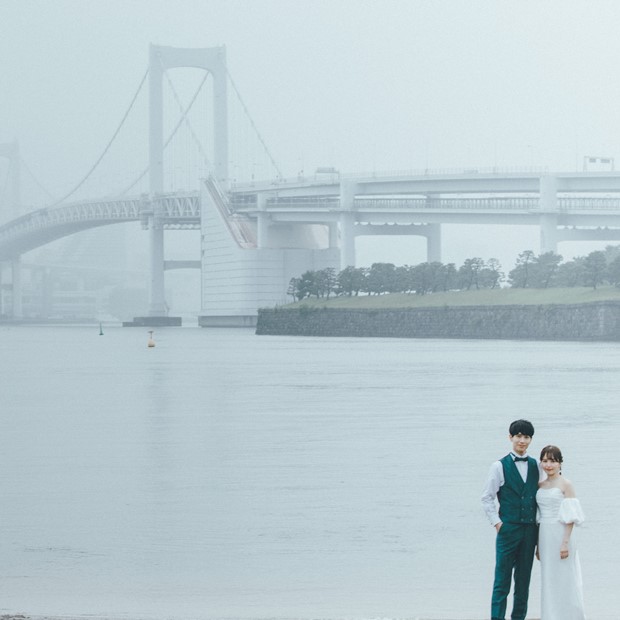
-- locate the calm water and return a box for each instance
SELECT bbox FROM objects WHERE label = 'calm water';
[1,325,618,619]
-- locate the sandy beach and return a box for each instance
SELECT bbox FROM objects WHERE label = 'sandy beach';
[0,614,540,620]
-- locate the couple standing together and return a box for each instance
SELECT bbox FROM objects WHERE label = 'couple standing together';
[481,419,586,620]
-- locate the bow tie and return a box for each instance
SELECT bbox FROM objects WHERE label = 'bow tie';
[513,456,528,462]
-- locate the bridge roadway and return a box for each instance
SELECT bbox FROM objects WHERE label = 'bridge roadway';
[0,192,201,260]
[5,169,620,261]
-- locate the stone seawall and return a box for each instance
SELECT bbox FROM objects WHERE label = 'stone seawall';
[256,301,620,340]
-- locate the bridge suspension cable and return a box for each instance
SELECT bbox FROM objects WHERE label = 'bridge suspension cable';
[225,67,283,180]
[117,66,210,195]
[20,156,55,202]
[163,66,212,170]
[49,67,149,207]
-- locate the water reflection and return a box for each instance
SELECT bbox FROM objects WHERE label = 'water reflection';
[0,326,617,618]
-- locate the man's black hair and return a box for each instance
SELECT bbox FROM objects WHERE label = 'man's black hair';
[509,419,535,437]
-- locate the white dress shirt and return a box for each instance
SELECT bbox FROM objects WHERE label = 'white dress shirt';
[481,453,545,526]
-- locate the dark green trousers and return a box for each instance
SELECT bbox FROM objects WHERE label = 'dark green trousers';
[491,522,538,620]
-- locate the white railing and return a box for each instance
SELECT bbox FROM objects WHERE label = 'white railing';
[341,166,550,179]
[265,196,340,209]
[5,186,620,260]
[203,177,255,248]
[559,197,620,210]
[260,196,540,211]
[258,196,620,212]
[0,194,202,256]
[357,197,538,211]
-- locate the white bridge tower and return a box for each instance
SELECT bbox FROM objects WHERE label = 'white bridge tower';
[145,44,227,321]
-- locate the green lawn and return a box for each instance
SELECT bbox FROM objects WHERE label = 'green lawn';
[282,286,620,309]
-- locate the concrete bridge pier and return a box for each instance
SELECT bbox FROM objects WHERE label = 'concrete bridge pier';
[422,194,442,262]
[539,175,559,255]
[339,212,356,269]
[125,205,181,327]
[148,220,167,316]
[328,222,339,249]
[339,181,357,269]
[425,223,442,263]
[540,214,559,255]
[11,258,23,320]
[256,193,270,248]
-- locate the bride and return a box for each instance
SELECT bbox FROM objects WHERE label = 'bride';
[536,445,586,620]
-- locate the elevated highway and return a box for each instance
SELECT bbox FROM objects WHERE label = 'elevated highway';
[5,169,620,263]
[7,45,620,323]
[0,193,199,260]
[5,168,620,323]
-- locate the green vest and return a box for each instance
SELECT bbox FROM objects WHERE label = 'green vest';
[497,454,538,524]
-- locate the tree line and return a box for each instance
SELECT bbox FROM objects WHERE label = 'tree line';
[288,245,620,301]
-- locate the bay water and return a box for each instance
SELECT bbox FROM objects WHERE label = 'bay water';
[1,325,618,619]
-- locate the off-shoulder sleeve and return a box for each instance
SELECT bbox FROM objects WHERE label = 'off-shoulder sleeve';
[558,498,585,525]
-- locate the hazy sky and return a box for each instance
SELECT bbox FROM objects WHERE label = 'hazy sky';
[3,0,620,270]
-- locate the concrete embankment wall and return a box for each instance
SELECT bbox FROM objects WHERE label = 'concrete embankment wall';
[256,301,620,340]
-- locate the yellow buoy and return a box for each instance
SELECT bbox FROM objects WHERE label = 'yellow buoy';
[147,330,155,348]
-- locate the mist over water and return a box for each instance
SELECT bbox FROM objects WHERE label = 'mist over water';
[1,326,618,619]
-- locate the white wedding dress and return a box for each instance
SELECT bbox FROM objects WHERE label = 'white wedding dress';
[536,486,586,620]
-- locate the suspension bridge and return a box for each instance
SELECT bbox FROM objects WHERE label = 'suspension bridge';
[3,45,620,325]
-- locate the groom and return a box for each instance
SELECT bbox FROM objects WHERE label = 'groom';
[481,419,540,620]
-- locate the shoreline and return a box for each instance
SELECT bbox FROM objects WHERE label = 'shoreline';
[256,300,620,340]
[1,617,539,620]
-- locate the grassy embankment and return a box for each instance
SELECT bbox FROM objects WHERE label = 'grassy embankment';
[283,285,620,309]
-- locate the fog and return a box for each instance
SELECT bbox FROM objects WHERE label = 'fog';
[0,4,615,616]
[2,0,620,310]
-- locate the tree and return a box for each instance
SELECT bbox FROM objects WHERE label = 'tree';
[583,251,607,289]
[555,258,585,288]
[438,263,457,292]
[479,258,504,289]
[287,277,302,301]
[399,264,421,294]
[426,261,446,292]
[298,270,318,299]
[314,267,337,298]
[531,252,562,288]
[337,266,366,296]
[607,255,620,288]
[394,265,411,293]
[458,257,485,290]
[366,262,397,294]
[409,262,433,294]
[603,244,620,265]
[508,250,535,288]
